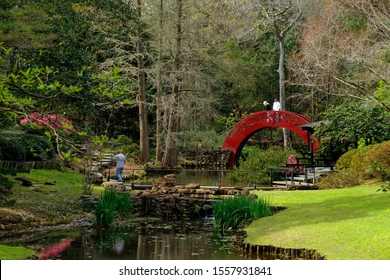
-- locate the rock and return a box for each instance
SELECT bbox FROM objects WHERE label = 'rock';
[164,174,176,181]
[102,180,123,188]
[184,183,200,189]
[177,188,195,194]
[80,195,99,212]
[241,188,250,196]
[153,174,176,189]
[133,190,144,197]
[90,172,104,185]
[162,174,176,185]
[195,189,214,195]
[0,208,36,224]
[15,177,33,187]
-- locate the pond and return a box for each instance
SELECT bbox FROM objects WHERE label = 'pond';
[141,169,228,187]
[60,219,243,260]
[175,170,227,186]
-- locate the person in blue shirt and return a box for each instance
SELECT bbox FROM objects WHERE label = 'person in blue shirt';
[113,152,126,182]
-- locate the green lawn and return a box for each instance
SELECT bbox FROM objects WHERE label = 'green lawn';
[246,184,390,259]
[0,244,35,260]
[0,169,86,259]
[9,169,85,222]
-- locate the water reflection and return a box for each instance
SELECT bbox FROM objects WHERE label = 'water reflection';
[175,170,226,186]
[62,225,241,260]
[113,238,125,255]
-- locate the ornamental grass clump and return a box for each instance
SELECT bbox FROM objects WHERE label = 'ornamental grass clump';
[95,188,133,228]
[213,196,272,233]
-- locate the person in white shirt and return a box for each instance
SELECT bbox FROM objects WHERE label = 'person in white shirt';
[263,100,271,110]
[272,99,281,111]
[113,152,126,182]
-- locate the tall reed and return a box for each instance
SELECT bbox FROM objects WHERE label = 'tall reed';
[95,188,133,227]
[213,196,272,233]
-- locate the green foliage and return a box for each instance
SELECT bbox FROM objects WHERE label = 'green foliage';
[0,129,54,161]
[228,146,296,186]
[91,68,135,106]
[340,13,367,32]
[95,188,133,228]
[213,37,279,120]
[213,196,272,233]
[215,113,238,133]
[383,49,390,64]
[375,80,390,109]
[178,130,224,151]
[0,44,32,120]
[91,135,109,147]
[8,65,82,103]
[316,102,390,160]
[0,1,54,49]
[110,135,139,158]
[0,1,141,141]
[0,174,14,200]
[320,141,390,188]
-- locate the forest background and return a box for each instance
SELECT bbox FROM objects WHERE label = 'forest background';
[0,0,389,167]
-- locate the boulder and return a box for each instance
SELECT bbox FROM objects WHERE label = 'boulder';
[0,208,36,224]
[177,188,195,194]
[102,180,120,187]
[162,174,176,185]
[195,189,214,195]
[184,183,200,189]
[154,174,176,189]
[90,172,104,185]
[164,174,176,181]
[241,188,250,196]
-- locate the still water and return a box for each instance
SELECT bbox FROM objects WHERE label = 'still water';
[143,169,228,186]
[61,220,243,260]
[58,171,240,260]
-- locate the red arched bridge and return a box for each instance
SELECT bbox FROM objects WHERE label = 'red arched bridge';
[222,111,320,167]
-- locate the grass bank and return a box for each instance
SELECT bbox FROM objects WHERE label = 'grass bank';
[7,169,85,223]
[0,244,35,260]
[246,183,390,259]
[0,169,86,259]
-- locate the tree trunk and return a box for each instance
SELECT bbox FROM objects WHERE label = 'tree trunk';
[137,0,149,163]
[278,36,288,148]
[162,94,176,167]
[162,0,183,167]
[155,0,164,163]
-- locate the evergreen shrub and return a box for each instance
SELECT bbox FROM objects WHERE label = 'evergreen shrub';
[320,141,390,188]
[227,146,296,186]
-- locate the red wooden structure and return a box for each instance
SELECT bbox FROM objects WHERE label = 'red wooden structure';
[222,111,320,167]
